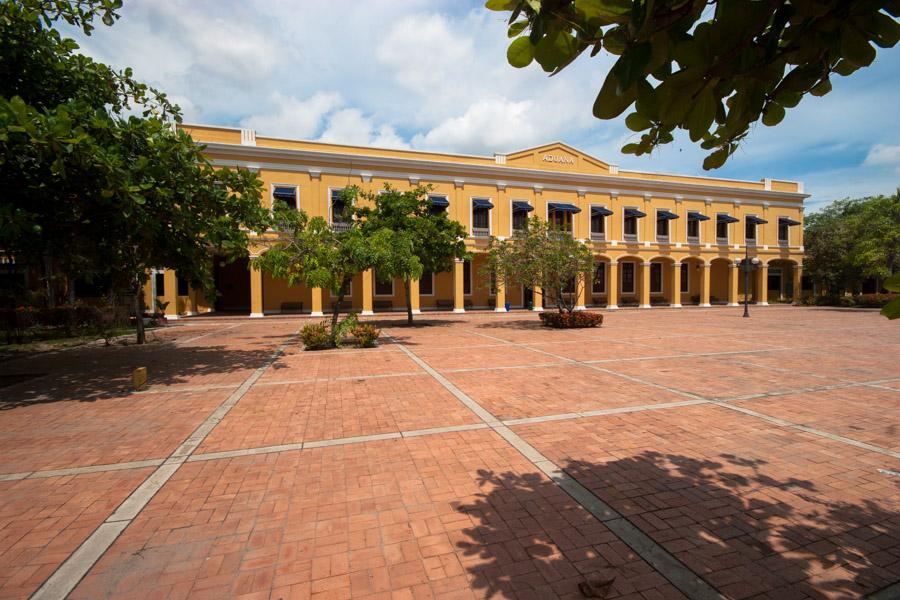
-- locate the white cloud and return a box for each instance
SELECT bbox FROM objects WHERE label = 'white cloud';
[412,99,541,155]
[864,144,900,171]
[242,92,343,139]
[319,109,409,149]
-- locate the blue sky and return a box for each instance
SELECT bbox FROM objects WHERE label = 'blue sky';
[66,0,899,212]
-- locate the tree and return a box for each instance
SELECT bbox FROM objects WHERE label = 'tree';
[352,184,469,324]
[803,191,900,297]
[487,0,899,169]
[253,200,388,346]
[0,0,269,343]
[484,216,594,313]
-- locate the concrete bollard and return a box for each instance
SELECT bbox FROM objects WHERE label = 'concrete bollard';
[132,367,148,391]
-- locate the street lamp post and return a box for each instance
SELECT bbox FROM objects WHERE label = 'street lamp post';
[738,246,761,318]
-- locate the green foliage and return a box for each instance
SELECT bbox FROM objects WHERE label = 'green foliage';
[882,274,900,319]
[538,310,603,328]
[484,216,594,314]
[350,323,381,348]
[487,0,900,169]
[299,321,333,351]
[352,184,470,324]
[0,0,268,344]
[804,191,900,295]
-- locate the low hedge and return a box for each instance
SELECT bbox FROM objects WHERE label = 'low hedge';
[539,311,604,328]
[801,293,896,308]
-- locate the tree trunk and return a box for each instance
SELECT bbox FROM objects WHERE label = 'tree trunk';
[42,254,56,308]
[66,275,76,305]
[330,277,348,346]
[404,278,413,325]
[557,288,565,314]
[132,278,146,345]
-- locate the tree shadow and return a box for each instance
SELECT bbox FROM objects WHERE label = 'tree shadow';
[455,452,899,599]
[0,335,292,408]
[473,318,547,332]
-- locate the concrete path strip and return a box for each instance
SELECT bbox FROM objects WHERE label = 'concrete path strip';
[30,336,295,600]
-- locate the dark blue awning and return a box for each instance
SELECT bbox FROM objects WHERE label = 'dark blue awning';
[590,206,613,217]
[512,201,534,212]
[657,210,679,220]
[548,202,581,214]
[624,208,646,218]
[779,217,801,226]
[717,214,740,224]
[687,211,710,222]
[746,215,768,225]
[472,199,494,209]
[429,196,449,208]
[273,186,296,199]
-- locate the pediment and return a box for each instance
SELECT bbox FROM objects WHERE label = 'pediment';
[504,142,612,174]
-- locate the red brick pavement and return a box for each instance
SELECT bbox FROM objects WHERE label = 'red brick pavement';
[73,431,683,600]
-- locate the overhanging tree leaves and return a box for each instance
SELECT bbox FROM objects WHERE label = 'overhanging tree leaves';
[1,0,269,343]
[484,216,594,313]
[487,0,900,169]
[352,184,469,325]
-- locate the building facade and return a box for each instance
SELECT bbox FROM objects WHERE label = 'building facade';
[149,124,807,318]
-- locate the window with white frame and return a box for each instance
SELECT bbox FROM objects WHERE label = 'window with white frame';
[778,218,792,244]
[656,209,676,242]
[621,262,636,294]
[428,195,449,216]
[623,208,643,241]
[419,270,434,295]
[512,201,532,231]
[592,262,606,294]
[272,186,297,211]
[330,189,351,230]
[590,206,609,241]
[687,211,707,242]
[650,263,663,294]
[716,214,731,243]
[471,199,492,237]
[374,272,393,296]
[745,216,758,244]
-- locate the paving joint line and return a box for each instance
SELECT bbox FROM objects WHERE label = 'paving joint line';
[176,322,244,345]
[29,335,296,600]
[387,333,724,600]
[465,329,900,461]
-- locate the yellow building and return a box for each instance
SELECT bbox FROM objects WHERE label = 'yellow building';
[149,124,807,318]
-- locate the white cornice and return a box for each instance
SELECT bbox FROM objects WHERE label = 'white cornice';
[208,145,808,207]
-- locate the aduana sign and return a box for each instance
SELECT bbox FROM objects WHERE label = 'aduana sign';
[542,154,575,165]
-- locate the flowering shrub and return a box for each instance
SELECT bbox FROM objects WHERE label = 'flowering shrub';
[299,321,333,350]
[801,293,896,308]
[539,311,604,328]
[350,323,381,348]
[854,293,896,308]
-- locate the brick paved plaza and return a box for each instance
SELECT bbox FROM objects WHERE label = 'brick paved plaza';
[0,307,897,600]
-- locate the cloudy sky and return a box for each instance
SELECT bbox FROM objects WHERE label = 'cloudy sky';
[66,0,899,211]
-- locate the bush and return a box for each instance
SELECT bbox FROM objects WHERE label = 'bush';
[854,293,896,308]
[350,323,381,348]
[539,311,604,328]
[300,321,333,350]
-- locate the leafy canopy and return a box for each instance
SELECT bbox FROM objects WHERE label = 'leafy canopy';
[351,184,469,323]
[487,0,900,169]
[484,216,594,313]
[0,0,268,332]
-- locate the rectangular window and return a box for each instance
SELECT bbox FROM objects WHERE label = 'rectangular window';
[549,210,572,233]
[650,263,662,293]
[680,263,689,293]
[592,262,606,294]
[428,195,448,216]
[624,211,638,239]
[687,218,700,240]
[621,262,635,294]
[176,276,189,296]
[512,210,528,231]
[331,189,350,230]
[472,199,491,237]
[716,214,729,242]
[155,272,165,297]
[463,260,472,295]
[374,272,393,296]
[272,186,297,211]
[745,217,757,243]
[419,270,434,295]
[656,213,670,239]
[590,211,605,240]
[333,280,351,297]
[778,221,789,244]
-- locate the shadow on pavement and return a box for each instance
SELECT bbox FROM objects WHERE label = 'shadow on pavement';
[455,452,899,599]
